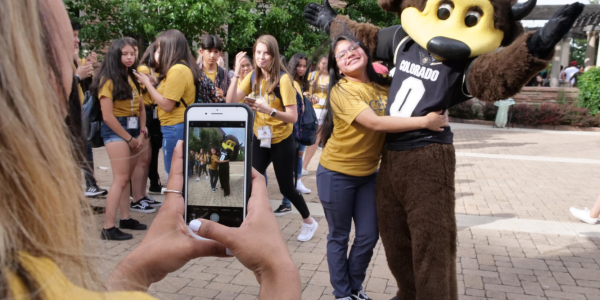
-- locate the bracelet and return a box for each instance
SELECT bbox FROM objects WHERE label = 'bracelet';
[234,74,241,78]
[126,136,133,143]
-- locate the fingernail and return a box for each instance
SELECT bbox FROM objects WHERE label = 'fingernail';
[226,248,233,256]
[190,220,201,232]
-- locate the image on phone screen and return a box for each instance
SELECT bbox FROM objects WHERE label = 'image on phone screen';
[186,121,246,227]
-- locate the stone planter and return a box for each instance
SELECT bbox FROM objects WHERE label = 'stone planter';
[450,117,600,132]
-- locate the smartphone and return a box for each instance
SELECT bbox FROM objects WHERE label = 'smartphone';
[183,103,253,228]
[244,96,256,104]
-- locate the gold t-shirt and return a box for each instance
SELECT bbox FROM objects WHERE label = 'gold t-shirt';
[204,67,217,84]
[138,65,159,106]
[98,77,141,117]
[320,79,389,177]
[209,154,219,170]
[9,252,156,300]
[157,64,195,126]
[310,74,329,109]
[238,71,296,144]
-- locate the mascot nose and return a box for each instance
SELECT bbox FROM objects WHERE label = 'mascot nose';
[426,37,471,60]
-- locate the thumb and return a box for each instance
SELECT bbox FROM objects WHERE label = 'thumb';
[435,110,443,115]
[191,219,235,248]
[324,0,333,10]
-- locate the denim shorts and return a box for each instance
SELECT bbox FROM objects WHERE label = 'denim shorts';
[101,116,140,144]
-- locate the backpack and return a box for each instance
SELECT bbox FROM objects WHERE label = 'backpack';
[173,62,219,108]
[81,90,104,148]
[250,71,317,146]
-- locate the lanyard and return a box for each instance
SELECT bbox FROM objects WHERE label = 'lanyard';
[318,75,328,95]
[129,77,139,116]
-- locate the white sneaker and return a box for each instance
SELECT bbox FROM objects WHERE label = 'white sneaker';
[301,169,309,176]
[570,207,598,224]
[298,219,318,241]
[336,297,353,300]
[296,180,311,194]
[196,177,200,181]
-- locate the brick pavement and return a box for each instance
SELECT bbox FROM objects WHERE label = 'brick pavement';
[187,162,245,207]
[87,124,600,299]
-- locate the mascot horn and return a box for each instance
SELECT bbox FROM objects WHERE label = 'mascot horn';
[304,1,583,299]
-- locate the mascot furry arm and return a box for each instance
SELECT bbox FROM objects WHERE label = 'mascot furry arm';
[304,0,583,101]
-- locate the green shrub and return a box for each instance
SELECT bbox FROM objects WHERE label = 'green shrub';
[577,67,600,114]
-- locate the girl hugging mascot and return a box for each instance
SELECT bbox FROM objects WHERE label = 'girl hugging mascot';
[304,0,583,299]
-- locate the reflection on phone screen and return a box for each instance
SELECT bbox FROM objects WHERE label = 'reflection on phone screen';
[186,121,246,227]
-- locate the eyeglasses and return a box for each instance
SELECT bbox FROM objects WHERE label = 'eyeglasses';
[335,42,361,62]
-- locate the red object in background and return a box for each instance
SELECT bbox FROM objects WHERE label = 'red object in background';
[373,63,388,74]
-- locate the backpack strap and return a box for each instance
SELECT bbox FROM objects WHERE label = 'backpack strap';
[174,61,191,108]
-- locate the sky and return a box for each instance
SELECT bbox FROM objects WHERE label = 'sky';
[222,128,246,147]
[521,0,591,27]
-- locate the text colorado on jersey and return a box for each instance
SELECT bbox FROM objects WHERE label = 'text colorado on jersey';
[397,60,440,82]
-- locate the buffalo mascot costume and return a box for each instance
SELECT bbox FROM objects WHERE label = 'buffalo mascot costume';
[304,0,583,299]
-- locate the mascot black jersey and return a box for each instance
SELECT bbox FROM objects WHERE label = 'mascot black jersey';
[381,26,474,151]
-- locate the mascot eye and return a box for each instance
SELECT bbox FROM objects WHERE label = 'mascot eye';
[464,10,481,27]
[437,3,453,20]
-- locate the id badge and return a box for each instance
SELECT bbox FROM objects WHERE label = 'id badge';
[257,126,272,139]
[260,138,272,148]
[127,117,139,129]
[152,107,158,119]
[318,97,326,106]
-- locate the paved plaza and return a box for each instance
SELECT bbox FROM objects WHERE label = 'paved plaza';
[187,162,245,207]
[88,123,600,300]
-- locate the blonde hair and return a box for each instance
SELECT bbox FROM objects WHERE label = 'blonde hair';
[0,0,100,297]
[252,35,287,95]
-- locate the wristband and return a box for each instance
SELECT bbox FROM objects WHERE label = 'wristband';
[234,74,241,78]
[126,136,133,143]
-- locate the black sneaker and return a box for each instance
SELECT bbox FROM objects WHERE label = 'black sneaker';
[141,195,162,208]
[101,227,132,240]
[85,186,107,197]
[119,218,147,230]
[274,205,292,216]
[351,290,372,300]
[130,199,156,213]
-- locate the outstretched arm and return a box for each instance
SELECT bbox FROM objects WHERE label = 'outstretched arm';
[467,3,583,101]
[304,0,400,62]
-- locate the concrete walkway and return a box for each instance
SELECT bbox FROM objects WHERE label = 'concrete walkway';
[88,123,600,300]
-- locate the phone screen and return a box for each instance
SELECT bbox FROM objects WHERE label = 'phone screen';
[186,120,247,227]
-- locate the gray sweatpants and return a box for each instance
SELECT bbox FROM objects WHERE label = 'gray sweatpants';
[317,164,379,298]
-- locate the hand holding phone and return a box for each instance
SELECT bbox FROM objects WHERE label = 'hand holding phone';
[244,96,256,104]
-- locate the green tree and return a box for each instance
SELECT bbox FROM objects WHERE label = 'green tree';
[65,0,258,55]
[570,38,587,67]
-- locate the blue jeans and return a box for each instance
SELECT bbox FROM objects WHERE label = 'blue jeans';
[101,117,140,144]
[317,164,379,298]
[161,123,185,181]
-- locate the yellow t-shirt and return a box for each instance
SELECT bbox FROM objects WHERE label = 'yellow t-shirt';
[239,71,296,144]
[320,79,389,177]
[209,154,219,170]
[204,67,217,84]
[157,64,195,126]
[98,77,141,117]
[138,65,159,106]
[9,252,156,300]
[310,74,329,109]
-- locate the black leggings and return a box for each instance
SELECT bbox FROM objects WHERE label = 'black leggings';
[252,134,310,219]
[200,163,209,176]
[209,169,219,189]
[219,163,230,196]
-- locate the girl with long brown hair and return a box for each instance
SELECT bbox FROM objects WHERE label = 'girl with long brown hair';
[90,38,152,241]
[226,35,318,242]
[134,30,218,183]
